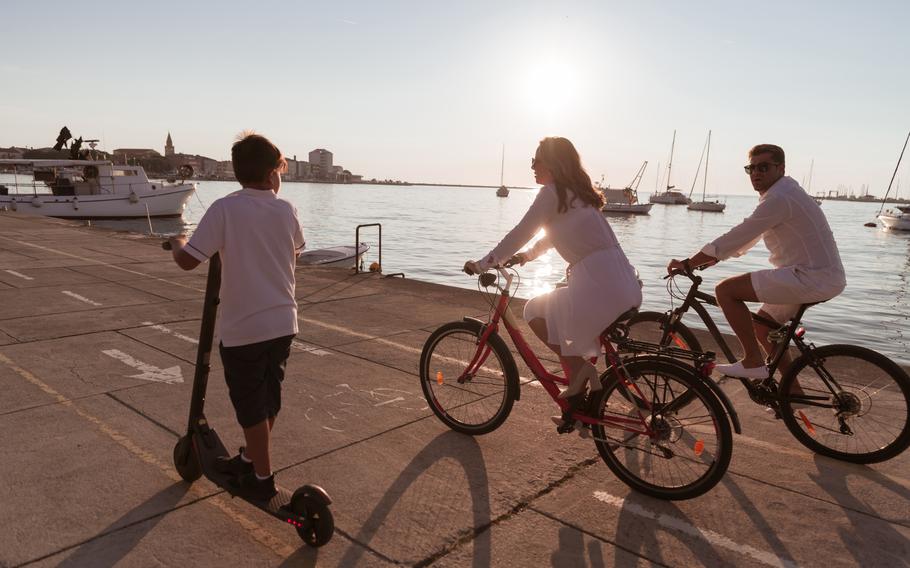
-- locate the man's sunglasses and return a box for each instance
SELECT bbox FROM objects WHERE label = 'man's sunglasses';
[744,162,780,175]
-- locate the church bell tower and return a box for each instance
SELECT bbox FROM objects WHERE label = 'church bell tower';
[165,132,175,157]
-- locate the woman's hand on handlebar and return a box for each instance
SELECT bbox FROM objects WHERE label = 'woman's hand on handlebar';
[463,260,481,275]
[508,252,529,267]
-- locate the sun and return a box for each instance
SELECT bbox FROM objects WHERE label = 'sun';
[519,56,583,118]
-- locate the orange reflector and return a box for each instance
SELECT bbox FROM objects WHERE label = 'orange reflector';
[670,334,688,349]
[693,440,705,456]
[436,371,444,385]
[798,411,816,436]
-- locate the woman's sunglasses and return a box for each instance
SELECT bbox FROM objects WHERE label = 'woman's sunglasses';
[743,162,780,175]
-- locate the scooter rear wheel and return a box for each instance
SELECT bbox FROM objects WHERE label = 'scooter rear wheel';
[173,436,202,482]
[291,489,334,546]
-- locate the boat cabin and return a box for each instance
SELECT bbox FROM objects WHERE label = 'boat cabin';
[0,159,154,197]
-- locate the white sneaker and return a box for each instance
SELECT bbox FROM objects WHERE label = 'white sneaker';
[715,361,768,379]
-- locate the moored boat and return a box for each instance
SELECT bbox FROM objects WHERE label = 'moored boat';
[649,130,691,205]
[495,144,509,197]
[0,159,194,219]
[298,243,370,268]
[879,205,910,231]
[599,162,652,214]
[686,130,726,212]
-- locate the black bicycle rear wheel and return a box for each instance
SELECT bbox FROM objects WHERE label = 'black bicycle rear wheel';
[419,320,517,435]
[625,311,703,352]
[591,359,732,500]
[779,344,910,464]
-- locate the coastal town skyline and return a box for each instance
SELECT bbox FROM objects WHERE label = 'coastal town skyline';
[3,1,909,195]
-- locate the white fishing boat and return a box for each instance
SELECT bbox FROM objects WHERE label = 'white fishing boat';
[879,206,910,231]
[298,243,370,268]
[496,144,509,197]
[649,130,691,205]
[599,163,652,214]
[687,130,726,212]
[0,159,194,219]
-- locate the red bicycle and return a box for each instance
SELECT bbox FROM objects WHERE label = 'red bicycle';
[419,261,734,500]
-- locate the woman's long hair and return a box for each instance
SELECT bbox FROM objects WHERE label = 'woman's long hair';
[536,137,604,212]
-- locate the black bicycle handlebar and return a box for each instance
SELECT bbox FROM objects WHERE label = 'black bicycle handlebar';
[464,255,522,276]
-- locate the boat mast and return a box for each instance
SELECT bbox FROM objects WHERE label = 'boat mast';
[499,144,505,186]
[807,159,814,193]
[654,161,661,193]
[688,131,709,200]
[666,130,676,192]
[703,130,711,200]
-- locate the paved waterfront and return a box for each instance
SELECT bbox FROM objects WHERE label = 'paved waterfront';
[1,212,908,567]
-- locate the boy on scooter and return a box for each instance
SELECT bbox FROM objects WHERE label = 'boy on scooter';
[168,132,305,500]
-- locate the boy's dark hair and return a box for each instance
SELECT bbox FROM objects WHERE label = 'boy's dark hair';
[232,132,286,185]
[748,144,785,166]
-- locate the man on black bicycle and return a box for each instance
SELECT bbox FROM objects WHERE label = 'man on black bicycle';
[667,144,845,380]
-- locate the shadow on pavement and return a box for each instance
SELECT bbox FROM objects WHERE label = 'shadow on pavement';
[550,525,607,568]
[337,430,492,567]
[55,482,189,568]
[809,456,910,566]
[610,471,797,567]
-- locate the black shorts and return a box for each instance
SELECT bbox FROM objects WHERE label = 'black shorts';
[219,334,295,428]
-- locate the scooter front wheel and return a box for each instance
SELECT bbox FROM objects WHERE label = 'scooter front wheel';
[291,487,334,547]
[173,435,202,482]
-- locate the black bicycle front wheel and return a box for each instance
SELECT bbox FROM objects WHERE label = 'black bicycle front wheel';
[419,320,517,435]
[625,311,704,353]
[779,344,910,464]
[591,359,732,500]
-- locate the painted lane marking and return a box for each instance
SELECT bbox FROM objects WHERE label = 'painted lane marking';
[0,236,203,291]
[4,269,33,280]
[62,290,103,306]
[102,349,184,384]
[592,491,797,568]
[374,396,405,407]
[292,340,331,356]
[0,352,295,559]
[141,321,199,344]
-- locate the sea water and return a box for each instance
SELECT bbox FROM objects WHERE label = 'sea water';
[13,178,910,364]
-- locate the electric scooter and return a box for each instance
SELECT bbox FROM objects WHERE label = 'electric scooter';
[166,241,334,547]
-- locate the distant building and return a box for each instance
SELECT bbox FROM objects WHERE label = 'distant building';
[112,148,162,163]
[173,153,218,176]
[165,132,175,157]
[309,149,333,179]
[0,147,26,159]
[217,160,236,180]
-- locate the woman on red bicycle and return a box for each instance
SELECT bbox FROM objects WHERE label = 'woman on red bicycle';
[464,137,642,425]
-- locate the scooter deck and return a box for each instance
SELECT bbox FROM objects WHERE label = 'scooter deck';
[193,421,301,523]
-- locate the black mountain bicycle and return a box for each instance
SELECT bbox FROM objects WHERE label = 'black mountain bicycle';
[624,263,910,464]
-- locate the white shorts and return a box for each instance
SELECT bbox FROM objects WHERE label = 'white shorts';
[750,266,845,325]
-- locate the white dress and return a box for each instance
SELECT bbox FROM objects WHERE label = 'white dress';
[478,184,642,358]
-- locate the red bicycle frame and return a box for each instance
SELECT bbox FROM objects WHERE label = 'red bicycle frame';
[459,268,656,436]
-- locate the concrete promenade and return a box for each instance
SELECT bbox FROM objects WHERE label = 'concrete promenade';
[0,212,907,567]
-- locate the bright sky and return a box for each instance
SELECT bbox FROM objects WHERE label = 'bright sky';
[3,1,909,195]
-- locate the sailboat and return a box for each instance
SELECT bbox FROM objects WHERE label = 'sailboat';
[496,144,509,197]
[600,162,653,214]
[649,130,691,205]
[804,159,822,205]
[687,130,726,212]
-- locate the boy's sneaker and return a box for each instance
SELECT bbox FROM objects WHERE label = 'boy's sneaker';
[214,447,254,477]
[228,472,277,502]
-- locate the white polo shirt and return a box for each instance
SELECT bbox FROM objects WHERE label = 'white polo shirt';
[701,176,844,277]
[184,188,305,347]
